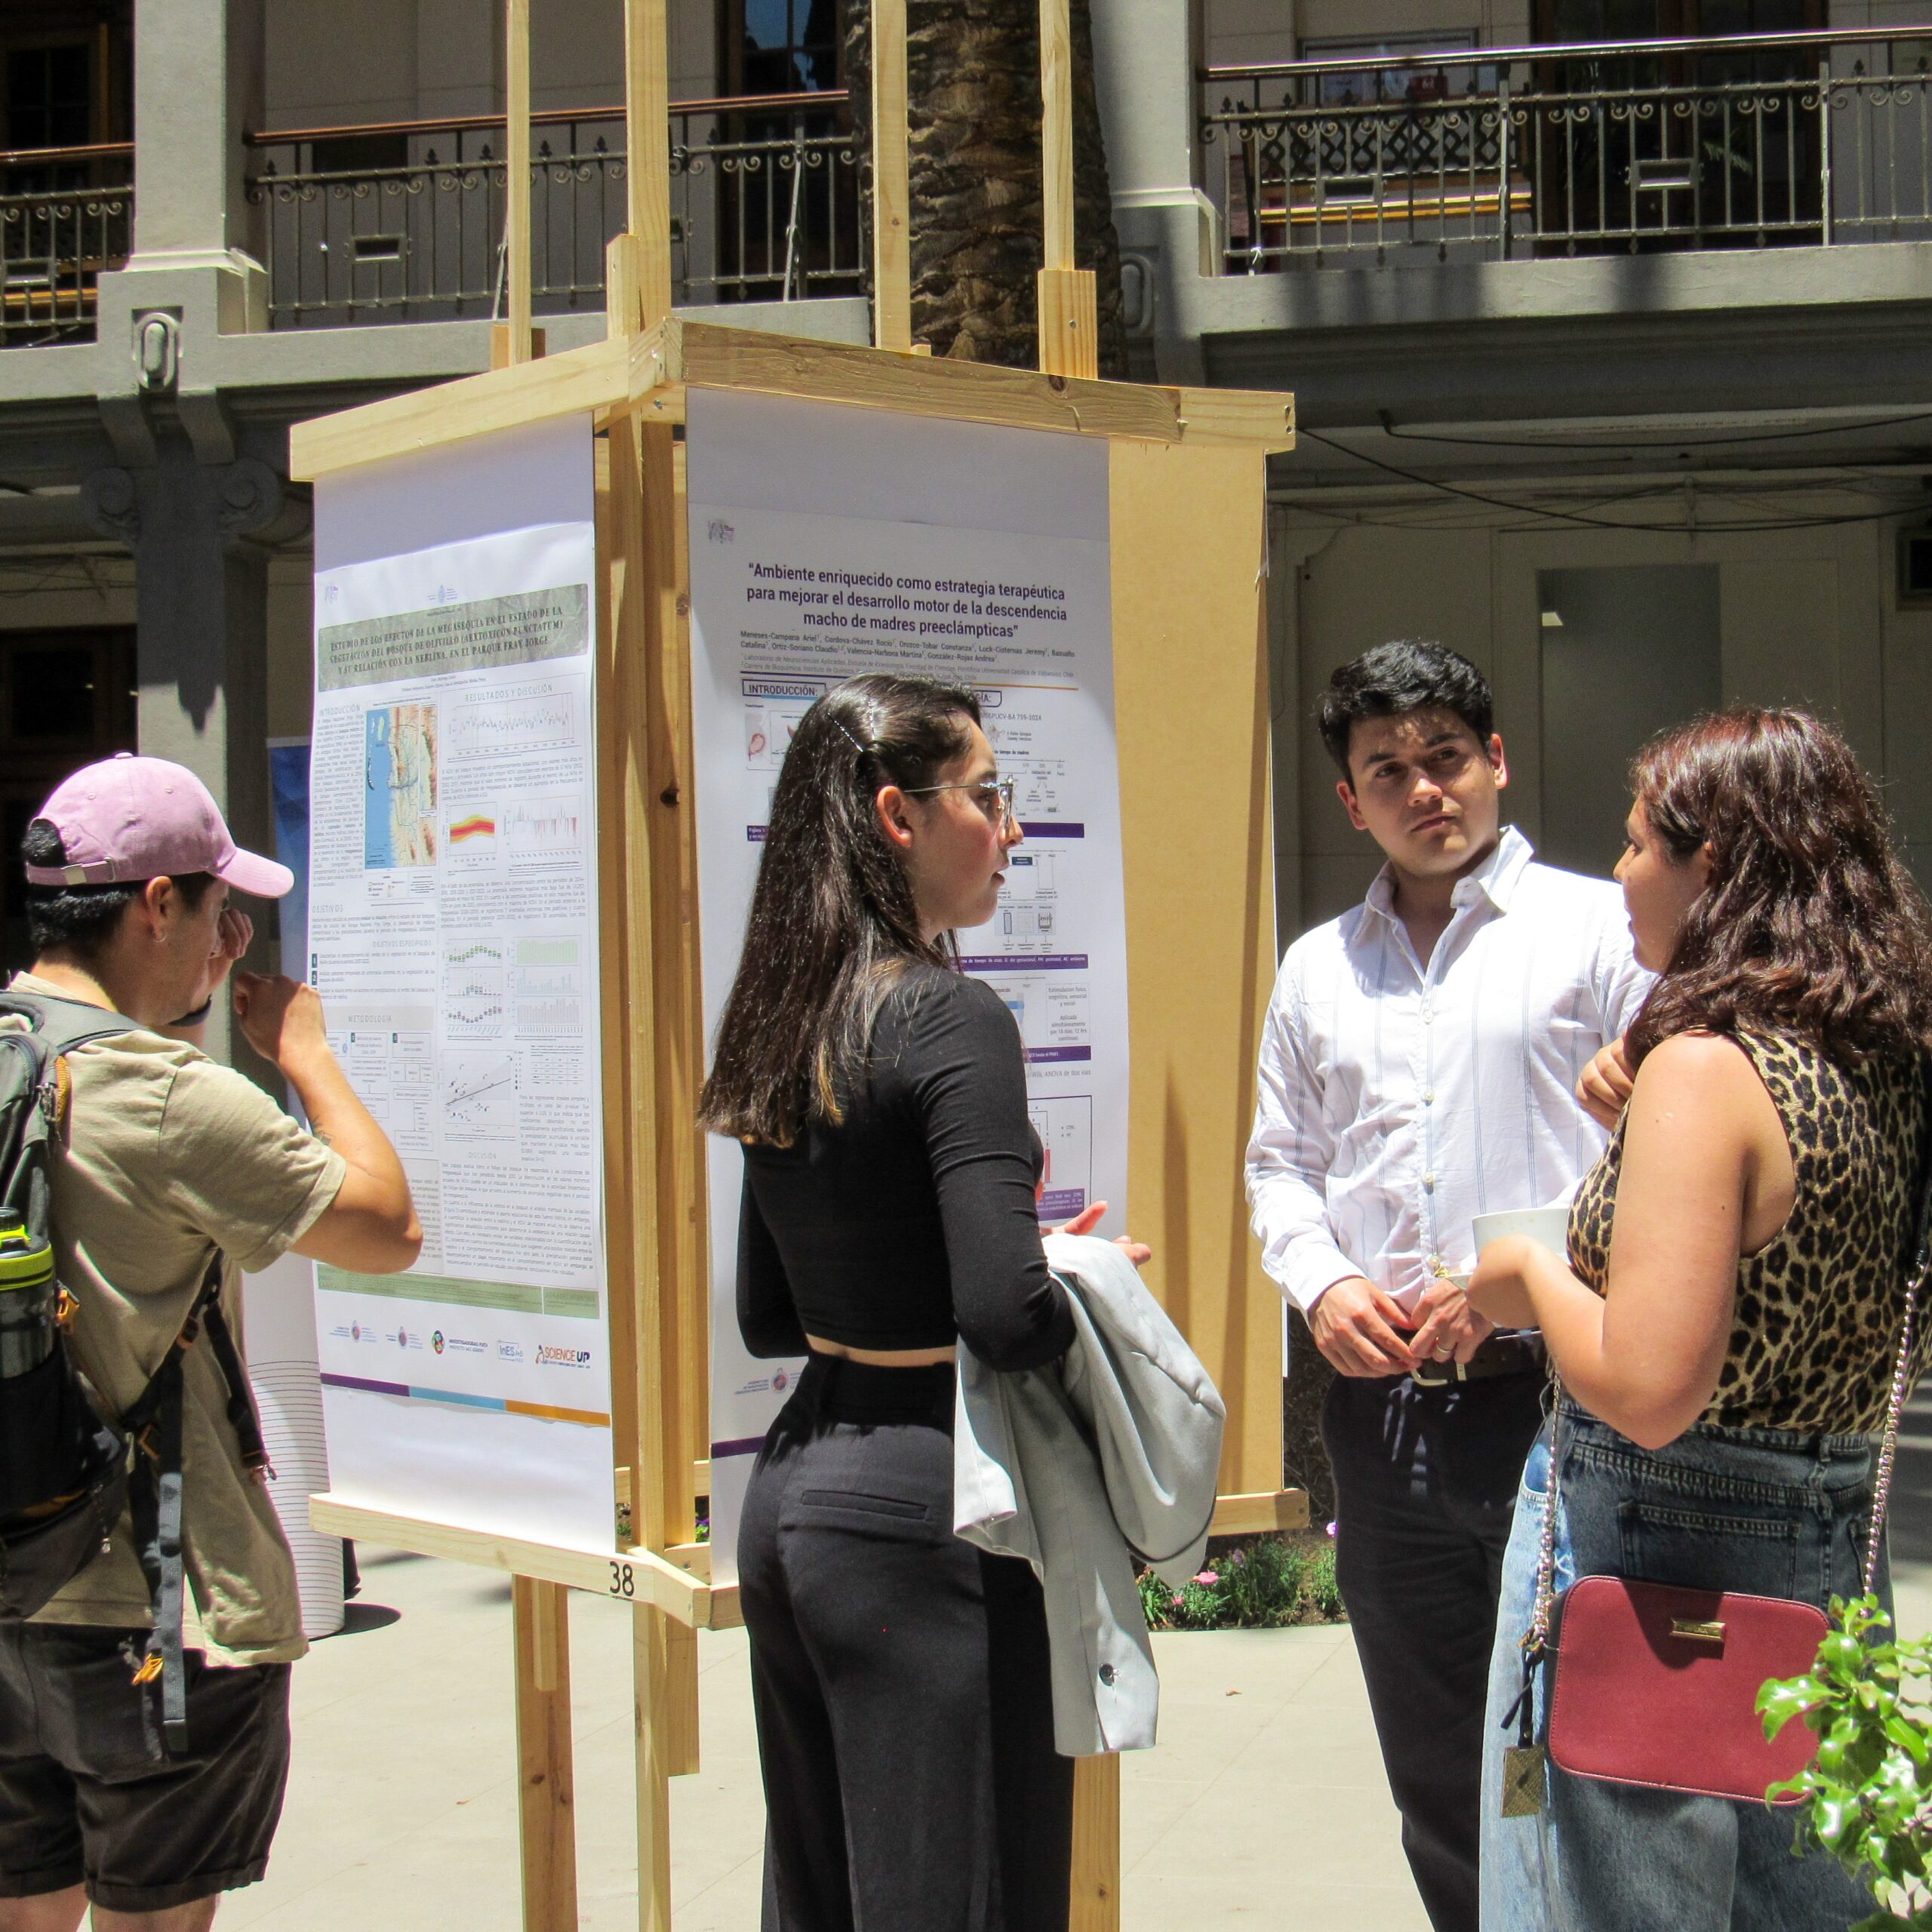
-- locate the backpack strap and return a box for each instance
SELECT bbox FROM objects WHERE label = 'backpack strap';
[0,992,139,1236]
[122,1251,270,1757]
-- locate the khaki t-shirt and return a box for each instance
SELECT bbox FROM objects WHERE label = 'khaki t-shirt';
[14,972,346,1666]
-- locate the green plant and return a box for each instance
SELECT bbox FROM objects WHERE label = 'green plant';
[1758,1594,1932,1927]
[1137,1532,1345,1632]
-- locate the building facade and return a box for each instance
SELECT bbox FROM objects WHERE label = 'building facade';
[0,0,1926,1021]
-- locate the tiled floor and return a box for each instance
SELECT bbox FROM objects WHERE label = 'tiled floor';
[220,1487,1932,1930]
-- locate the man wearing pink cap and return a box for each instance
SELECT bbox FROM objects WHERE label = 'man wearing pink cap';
[0,754,420,1932]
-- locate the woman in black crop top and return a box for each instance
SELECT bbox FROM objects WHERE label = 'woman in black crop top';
[701,672,1134,1932]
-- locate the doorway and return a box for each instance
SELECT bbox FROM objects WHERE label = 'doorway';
[0,626,138,977]
[1537,565,1721,878]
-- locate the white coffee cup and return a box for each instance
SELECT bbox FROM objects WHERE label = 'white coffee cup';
[1470,1206,1571,1259]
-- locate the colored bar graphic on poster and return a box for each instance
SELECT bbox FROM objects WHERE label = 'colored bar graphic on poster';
[687,389,1130,1585]
[307,416,615,1555]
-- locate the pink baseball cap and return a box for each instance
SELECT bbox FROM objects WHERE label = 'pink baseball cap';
[25,753,294,898]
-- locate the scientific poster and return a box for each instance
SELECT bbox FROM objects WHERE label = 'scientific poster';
[688,389,1128,1583]
[308,417,616,1555]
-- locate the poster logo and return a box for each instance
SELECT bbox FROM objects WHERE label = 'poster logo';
[537,1344,592,1369]
[772,1368,789,1392]
[432,1331,445,1355]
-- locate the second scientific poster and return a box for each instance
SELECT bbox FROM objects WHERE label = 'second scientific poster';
[688,389,1129,1582]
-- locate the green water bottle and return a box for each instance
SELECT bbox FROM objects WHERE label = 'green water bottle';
[0,1220,57,1380]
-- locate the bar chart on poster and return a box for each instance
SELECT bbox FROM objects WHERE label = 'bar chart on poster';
[687,387,1131,1582]
[306,416,617,1555]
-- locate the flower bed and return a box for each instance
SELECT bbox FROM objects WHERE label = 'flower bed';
[1140,1531,1345,1632]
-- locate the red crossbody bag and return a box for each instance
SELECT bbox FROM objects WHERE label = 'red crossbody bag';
[1499,1180,1932,1817]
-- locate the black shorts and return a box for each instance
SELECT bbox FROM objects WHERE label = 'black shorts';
[0,1622,291,1912]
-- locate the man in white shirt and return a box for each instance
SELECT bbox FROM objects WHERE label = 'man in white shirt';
[1246,642,1648,1932]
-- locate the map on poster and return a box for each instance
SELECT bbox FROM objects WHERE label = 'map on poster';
[688,388,1129,1585]
[308,416,616,1555]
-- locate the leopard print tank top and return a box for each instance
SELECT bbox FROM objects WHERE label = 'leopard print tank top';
[1567,1029,1932,1433]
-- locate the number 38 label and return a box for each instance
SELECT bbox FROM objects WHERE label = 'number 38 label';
[608,1561,635,1598]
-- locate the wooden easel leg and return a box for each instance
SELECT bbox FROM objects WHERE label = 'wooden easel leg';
[512,1576,580,1932]
[1069,1754,1121,1932]
[667,1615,700,1776]
[634,1603,676,1932]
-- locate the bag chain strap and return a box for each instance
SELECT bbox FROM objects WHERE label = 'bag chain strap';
[1520,1156,1932,1663]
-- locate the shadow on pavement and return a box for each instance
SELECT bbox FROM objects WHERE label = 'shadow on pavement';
[331,1601,403,1636]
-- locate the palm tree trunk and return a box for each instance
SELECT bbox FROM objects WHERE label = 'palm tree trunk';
[845,0,1128,377]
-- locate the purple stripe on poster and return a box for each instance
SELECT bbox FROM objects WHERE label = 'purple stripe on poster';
[321,1371,412,1399]
[1017,821,1084,838]
[958,954,1091,972]
[1025,1046,1091,1063]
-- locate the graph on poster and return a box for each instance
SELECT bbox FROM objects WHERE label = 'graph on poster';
[452,689,580,759]
[503,797,583,854]
[443,1055,518,1136]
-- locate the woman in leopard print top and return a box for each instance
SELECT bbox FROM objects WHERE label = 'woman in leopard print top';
[1469,709,1932,1932]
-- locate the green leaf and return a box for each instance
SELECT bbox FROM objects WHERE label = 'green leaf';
[1761,1681,1821,1737]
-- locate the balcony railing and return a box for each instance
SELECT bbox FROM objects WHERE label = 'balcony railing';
[245,94,863,328]
[1201,26,1932,272]
[0,143,132,343]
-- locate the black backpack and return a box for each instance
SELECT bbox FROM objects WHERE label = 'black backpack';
[0,990,270,1754]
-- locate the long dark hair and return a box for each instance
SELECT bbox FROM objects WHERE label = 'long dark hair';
[698,672,982,1146]
[1626,708,1932,1068]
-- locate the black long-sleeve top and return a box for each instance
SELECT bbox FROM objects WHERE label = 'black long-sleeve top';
[736,962,1074,1373]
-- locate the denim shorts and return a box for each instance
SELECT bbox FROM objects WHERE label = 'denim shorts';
[0,1622,291,1912]
[1480,1402,1882,1932]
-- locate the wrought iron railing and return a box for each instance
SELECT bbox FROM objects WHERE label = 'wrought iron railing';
[245,94,863,327]
[1201,26,1932,271]
[0,143,131,344]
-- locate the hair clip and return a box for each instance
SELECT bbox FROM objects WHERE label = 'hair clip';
[830,716,872,758]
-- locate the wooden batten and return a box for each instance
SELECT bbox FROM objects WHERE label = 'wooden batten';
[290,315,1296,484]
[1209,1490,1313,1537]
[1036,266,1098,381]
[308,1494,714,1625]
[288,328,672,479]
[512,1577,579,1931]
[505,0,534,364]
[869,0,912,350]
[1176,385,1297,453]
[1038,0,1075,273]
[625,0,672,323]
[1069,1755,1121,1931]
[672,318,1177,441]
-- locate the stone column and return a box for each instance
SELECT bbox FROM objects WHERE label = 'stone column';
[1088,0,1220,382]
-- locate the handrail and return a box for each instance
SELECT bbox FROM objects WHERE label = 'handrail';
[1202,23,1932,83]
[245,90,850,149]
[0,140,134,168]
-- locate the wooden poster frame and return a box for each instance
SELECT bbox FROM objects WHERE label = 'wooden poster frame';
[296,4,1299,1929]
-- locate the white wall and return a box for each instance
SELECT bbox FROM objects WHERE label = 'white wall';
[262,0,716,131]
[1204,1,1533,75]
[1276,491,1915,936]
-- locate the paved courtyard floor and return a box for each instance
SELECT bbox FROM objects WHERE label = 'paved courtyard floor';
[214,1535,1932,1932]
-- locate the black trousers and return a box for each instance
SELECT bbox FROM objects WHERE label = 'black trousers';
[1322,1371,1546,1932]
[739,1355,1072,1932]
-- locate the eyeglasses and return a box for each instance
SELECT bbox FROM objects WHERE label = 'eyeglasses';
[903,776,1017,826]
